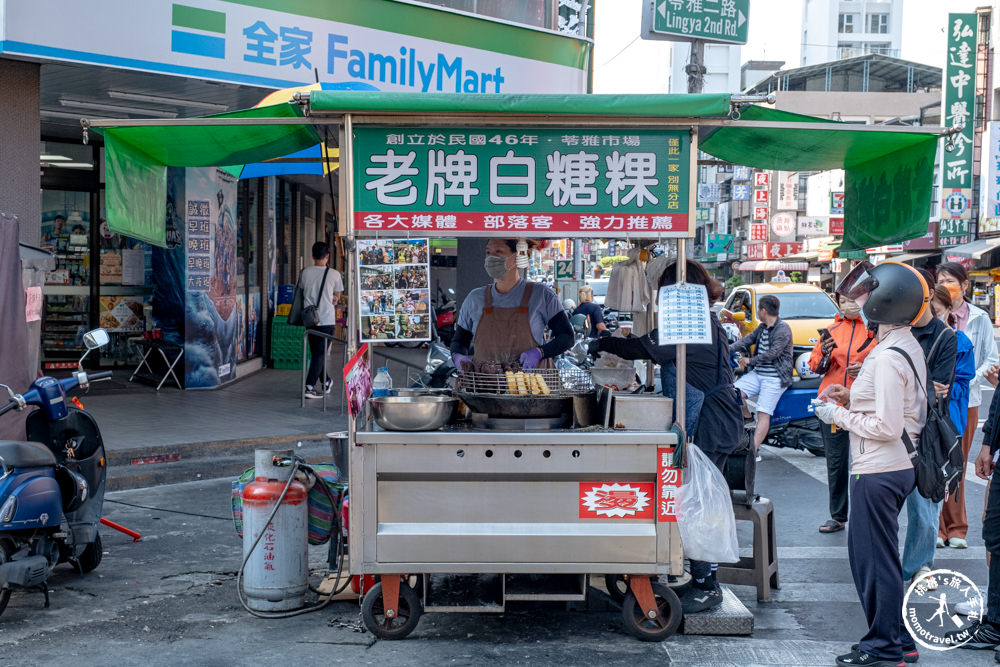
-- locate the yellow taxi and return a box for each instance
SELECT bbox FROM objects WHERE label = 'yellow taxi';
[719,280,840,359]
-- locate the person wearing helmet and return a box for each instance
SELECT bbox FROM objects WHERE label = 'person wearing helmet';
[812,261,929,667]
[808,292,877,535]
[573,285,608,338]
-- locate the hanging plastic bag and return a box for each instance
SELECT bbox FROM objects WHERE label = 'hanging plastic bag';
[676,444,739,563]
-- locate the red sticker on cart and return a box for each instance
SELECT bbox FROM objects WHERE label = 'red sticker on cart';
[579,482,654,519]
[657,448,681,523]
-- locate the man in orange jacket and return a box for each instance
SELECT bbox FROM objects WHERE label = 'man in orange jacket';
[809,293,876,533]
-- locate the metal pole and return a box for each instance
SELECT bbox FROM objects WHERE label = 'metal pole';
[675,239,687,438]
[342,114,358,446]
[686,40,706,94]
[301,332,308,409]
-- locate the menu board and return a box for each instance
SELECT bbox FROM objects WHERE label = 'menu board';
[656,283,711,346]
[357,238,431,343]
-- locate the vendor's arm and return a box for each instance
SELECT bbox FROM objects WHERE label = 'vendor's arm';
[830,355,906,441]
[540,311,573,359]
[595,333,654,361]
[451,326,473,356]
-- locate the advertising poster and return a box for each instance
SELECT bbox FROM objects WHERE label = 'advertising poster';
[99,296,144,332]
[357,238,431,343]
[184,168,239,388]
[343,344,372,417]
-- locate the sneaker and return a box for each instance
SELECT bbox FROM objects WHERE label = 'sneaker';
[851,643,918,664]
[304,387,323,399]
[679,585,722,614]
[756,455,762,463]
[955,599,980,616]
[936,537,946,548]
[911,566,937,591]
[944,620,1000,649]
[836,649,905,666]
[324,378,334,394]
[949,537,969,549]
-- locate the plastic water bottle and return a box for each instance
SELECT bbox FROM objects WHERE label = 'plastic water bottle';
[372,366,393,397]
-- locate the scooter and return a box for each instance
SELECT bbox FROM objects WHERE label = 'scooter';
[433,286,456,348]
[0,328,112,616]
[411,340,457,389]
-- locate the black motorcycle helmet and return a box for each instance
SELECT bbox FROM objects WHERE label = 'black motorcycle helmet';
[836,260,929,325]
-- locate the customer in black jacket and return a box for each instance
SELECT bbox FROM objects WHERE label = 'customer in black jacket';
[591,260,742,616]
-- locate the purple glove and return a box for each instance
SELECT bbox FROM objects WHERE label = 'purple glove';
[519,347,543,370]
[452,353,472,370]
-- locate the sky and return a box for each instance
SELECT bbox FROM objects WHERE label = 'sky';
[593,0,986,94]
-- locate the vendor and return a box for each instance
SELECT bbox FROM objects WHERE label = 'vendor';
[587,259,742,615]
[451,239,573,370]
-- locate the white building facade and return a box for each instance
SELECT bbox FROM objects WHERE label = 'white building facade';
[800,0,903,66]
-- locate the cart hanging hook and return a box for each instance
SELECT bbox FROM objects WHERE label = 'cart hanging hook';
[80,119,90,145]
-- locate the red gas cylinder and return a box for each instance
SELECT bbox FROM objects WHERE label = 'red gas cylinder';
[242,450,309,612]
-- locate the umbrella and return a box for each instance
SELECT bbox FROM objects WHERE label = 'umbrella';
[229,81,376,179]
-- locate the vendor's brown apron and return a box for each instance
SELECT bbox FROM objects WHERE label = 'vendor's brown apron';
[472,282,553,369]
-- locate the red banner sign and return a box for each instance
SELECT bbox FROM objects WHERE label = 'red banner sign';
[749,223,768,241]
[754,172,771,187]
[745,242,804,260]
[753,189,769,203]
[657,448,680,523]
[354,211,689,235]
[829,217,844,235]
[753,206,769,221]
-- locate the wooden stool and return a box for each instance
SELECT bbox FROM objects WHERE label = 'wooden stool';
[717,497,779,602]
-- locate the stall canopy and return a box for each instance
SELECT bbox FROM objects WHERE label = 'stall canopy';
[99,103,320,246]
[944,237,1000,259]
[94,93,940,250]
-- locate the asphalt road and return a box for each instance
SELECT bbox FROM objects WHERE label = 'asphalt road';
[1,389,999,666]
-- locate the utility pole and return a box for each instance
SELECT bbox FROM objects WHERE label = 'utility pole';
[686,39,706,94]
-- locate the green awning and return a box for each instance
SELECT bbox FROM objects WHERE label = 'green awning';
[99,103,320,246]
[700,106,938,251]
[308,91,735,118]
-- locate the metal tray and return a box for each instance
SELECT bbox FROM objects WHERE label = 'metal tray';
[455,391,573,419]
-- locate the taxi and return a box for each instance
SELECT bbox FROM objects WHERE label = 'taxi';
[719,278,840,359]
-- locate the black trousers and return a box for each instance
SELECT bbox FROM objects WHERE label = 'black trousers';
[984,470,1000,625]
[848,468,915,661]
[823,425,851,523]
[305,325,335,388]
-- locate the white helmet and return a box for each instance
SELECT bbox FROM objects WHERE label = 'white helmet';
[563,298,576,310]
[795,352,818,378]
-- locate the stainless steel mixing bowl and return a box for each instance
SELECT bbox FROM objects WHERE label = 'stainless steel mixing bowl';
[370,395,457,431]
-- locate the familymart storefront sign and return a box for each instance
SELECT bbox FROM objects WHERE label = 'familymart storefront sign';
[352,126,694,237]
[0,0,591,92]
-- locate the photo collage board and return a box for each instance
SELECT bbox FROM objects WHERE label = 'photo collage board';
[357,238,431,343]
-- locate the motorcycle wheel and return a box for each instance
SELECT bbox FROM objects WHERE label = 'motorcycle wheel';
[0,540,12,616]
[76,533,103,574]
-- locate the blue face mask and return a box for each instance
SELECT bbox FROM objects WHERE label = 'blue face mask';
[485,255,509,280]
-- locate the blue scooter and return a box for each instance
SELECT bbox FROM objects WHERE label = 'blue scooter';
[0,328,112,616]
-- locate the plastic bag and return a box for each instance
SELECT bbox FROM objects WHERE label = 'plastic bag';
[676,444,739,563]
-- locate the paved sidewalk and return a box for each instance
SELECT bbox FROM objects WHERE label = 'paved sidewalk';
[80,343,428,453]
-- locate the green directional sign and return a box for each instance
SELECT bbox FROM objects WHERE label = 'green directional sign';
[649,0,749,45]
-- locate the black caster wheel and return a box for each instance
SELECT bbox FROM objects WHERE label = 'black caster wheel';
[604,574,628,605]
[361,581,422,640]
[621,581,682,641]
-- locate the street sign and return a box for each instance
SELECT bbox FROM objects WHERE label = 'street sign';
[707,233,734,254]
[555,259,574,280]
[644,0,749,45]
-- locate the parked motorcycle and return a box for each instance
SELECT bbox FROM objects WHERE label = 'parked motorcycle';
[433,286,456,348]
[0,328,112,615]
[411,340,457,389]
[725,326,825,457]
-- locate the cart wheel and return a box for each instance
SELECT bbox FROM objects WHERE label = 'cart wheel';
[361,581,422,640]
[621,581,682,641]
[604,574,628,605]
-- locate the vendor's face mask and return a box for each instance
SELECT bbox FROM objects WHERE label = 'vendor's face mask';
[485,255,510,280]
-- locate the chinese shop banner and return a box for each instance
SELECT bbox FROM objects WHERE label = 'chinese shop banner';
[352,127,692,236]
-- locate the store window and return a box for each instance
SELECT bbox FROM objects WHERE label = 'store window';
[838,13,855,34]
[236,180,264,361]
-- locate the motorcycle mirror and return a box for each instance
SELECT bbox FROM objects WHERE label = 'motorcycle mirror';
[83,328,110,350]
[0,384,14,400]
[448,288,455,295]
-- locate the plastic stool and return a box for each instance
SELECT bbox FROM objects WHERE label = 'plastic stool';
[717,497,779,602]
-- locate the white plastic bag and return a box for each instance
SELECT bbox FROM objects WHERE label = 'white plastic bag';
[676,444,739,563]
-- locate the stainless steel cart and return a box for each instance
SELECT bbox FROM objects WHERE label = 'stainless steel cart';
[350,426,684,640]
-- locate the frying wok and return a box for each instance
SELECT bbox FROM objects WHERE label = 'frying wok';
[455,391,572,419]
